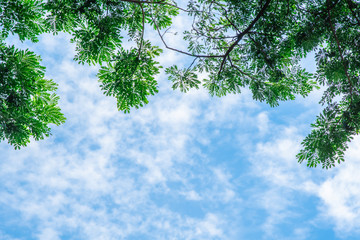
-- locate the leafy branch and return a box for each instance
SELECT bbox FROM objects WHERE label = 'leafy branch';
[218,0,272,75]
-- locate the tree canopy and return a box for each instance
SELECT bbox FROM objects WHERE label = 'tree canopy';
[1,0,359,168]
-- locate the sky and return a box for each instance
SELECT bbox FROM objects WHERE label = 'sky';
[2,8,360,240]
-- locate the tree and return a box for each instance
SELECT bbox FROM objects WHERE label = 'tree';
[0,0,359,168]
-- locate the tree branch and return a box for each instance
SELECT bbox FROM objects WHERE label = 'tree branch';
[218,0,272,75]
[327,7,353,96]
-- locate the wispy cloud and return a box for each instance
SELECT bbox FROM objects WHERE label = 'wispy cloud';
[2,12,360,240]
[316,136,360,236]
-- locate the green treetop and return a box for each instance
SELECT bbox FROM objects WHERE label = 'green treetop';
[1,0,359,168]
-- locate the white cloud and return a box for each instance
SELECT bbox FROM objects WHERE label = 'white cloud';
[182,190,202,201]
[195,213,224,238]
[3,8,360,240]
[316,136,360,235]
[256,111,269,135]
[0,29,249,239]
[247,117,360,238]
[38,228,61,240]
[247,125,319,238]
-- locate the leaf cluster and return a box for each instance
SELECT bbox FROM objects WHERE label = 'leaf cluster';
[0,0,179,148]
[0,44,65,149]
[98,41,162,113]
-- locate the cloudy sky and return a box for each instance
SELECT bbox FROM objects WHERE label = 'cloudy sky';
[1,9,360,240]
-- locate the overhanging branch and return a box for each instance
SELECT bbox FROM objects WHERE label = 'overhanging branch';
[327,7,353,96]
[218,0,272,75]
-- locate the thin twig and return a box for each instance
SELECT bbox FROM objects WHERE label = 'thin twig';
[213,2,240,33]
[152,15,224,58]
[119,0,196,13]
[247,31,279,37]
[184,57,198,75]
[229,57,257,81]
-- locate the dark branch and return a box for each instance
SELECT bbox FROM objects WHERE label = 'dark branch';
[327,7,353,96]
[137,3,145,59]
[248,35,274,69]
[346,0,360,26]
[218,0,272,75]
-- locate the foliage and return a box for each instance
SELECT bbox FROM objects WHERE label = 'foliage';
[166,65,200,92]
[98,41,162,113]
[1,0,360,168]
[0,43,65,149]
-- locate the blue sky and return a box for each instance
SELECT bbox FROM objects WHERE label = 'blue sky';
[1,10,360,240]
